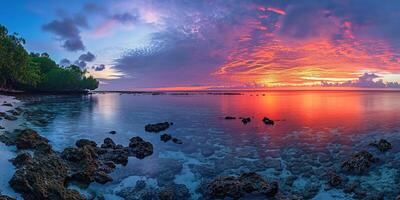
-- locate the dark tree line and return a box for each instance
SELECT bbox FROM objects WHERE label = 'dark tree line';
[0,24,98,92]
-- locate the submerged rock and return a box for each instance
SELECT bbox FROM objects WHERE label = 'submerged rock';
[202,172,278,199]
[241,117,251,124]
[262,117,275,125]
[341,151,378,174]
[158,184,191,200]
[0,112,6,117]
[117,180,158,200]
[2,103,12,107]
[145,122,172,133]
[0,194,15,200]
[225,116,236,120]
[0,125,4,129]
[161,133,172,142]
[172,138,183,144]
[109,130,116,134]
[369,139,392,152]
[7,110,20,116]
[117,180,190,200]
[326,172,342,187]
[4,115,17,121]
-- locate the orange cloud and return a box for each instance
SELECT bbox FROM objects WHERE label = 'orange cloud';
[214,36,400,87]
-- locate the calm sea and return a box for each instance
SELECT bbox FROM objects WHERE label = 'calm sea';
[14,91,400,199]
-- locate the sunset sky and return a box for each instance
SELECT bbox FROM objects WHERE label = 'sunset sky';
[1,0,400,90]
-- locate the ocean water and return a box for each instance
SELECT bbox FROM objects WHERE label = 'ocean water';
[9,91,400,199]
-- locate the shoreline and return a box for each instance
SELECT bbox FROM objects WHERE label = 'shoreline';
[0,90,90,96]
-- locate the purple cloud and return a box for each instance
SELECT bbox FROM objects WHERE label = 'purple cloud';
[93,64,106,71]
[59,58,71,66]
[78,51,95,62]
[322,73,400,88]
[42,15,88,51]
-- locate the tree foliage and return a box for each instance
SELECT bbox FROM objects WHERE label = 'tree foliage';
[0,24,98,92]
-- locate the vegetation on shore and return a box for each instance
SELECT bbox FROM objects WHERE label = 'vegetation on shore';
[0,25,98,92]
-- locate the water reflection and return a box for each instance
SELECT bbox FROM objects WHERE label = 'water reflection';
[19,91,400,199]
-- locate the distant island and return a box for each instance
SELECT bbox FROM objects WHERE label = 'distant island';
[0,24,98,94]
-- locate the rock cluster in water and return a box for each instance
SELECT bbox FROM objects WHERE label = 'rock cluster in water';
[369,139,392,152]
[2,129,153,199]
[201,172,278,199]
[116,180,191,200]
[341,150,378,174]
[0,108,22,121]
[241,117,251,124]
[225,116,276,126]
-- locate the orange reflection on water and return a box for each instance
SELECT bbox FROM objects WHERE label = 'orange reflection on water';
[218,91,400,151]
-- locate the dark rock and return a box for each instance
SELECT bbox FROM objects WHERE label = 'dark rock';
[128,136,153,159]
[7,110,20,116]
[145,122,171,133]
[62,145,100,185]
[369,139,392,152]
[201,148,215,157]
[76,139,97,148]
[202,172,278,199]
[109,131,116,134]
[62,146,98,163]
[342,151,378,174]
[4,115,17,121]
[0,125,4,129]
[161,134,172,142]
[0,112,6,117]
[11,153,32,167]
[14,129,50,151]
[302,183,320,199]
[327,172,342,187]
[9,152,85,200]
[2,103,12,107]
[101,148,129,165]
[0,195,15,200]
[225,116,236,120]
[158,184,191,200]
[104,161,116,169]
[117,180,158,200]
[172,138,183,144]
[101,137,116,149]
[262,117,275,125]
[344,181,359,193]
[93,171,113,184]
[285,176,297,187]
[241,117,251,124]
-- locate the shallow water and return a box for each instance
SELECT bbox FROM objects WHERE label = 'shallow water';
[7,91,400,199]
